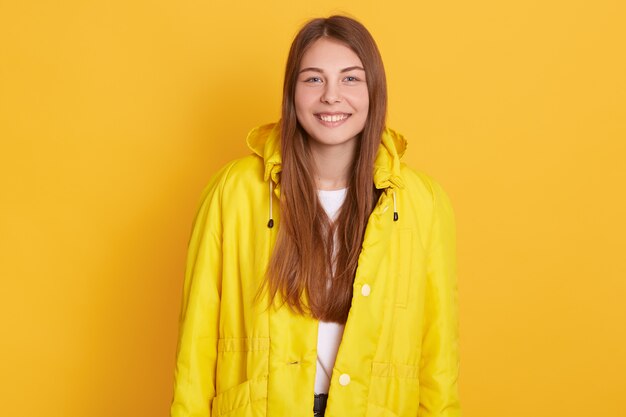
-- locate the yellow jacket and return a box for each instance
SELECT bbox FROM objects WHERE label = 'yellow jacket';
[170,122,461,417]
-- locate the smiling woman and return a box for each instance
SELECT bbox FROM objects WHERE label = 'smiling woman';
[170,14,461,417]
[295,37,369,157]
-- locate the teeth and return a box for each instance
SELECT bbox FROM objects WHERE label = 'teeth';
[319,114,349,122]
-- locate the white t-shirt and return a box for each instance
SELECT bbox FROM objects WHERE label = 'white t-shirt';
[314,188,347,394]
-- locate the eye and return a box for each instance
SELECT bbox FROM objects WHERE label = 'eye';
[304,77,322,83]
[344,76,360,82]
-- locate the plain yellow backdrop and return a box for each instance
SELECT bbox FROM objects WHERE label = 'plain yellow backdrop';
[1,1,625,416]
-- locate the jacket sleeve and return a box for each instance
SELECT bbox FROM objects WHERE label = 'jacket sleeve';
[170,162,234,417]
[418,177,461,417]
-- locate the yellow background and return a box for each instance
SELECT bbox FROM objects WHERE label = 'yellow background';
[1,1,624,416]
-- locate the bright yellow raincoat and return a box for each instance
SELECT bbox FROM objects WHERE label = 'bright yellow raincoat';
[170,122,461,417]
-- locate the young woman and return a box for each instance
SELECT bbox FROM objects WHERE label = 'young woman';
[170,15,461,417]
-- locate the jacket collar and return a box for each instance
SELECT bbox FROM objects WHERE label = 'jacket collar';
[246,121,407,190]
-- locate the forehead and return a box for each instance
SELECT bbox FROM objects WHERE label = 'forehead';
[299,37,363,69]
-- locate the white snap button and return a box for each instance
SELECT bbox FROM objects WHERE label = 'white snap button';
[361,284,371,296]
[339,373,351,386]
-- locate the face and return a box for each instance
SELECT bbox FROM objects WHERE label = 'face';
[294,37,369,150]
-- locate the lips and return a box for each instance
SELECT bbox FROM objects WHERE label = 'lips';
[314,113,352,122]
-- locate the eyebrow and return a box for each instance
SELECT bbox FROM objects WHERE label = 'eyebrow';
[298,66,365,74]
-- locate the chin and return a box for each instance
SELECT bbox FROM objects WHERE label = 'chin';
[311,132,361,147]
[303,122,365,147]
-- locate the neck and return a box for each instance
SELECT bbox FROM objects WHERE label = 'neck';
[308,137,357,191]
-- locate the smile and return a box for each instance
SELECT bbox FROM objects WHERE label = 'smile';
[314,113,351,127]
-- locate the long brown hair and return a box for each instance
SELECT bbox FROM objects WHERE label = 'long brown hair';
[264,15,387,323]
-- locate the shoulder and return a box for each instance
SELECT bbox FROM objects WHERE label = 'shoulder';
[398,164,456,244]
[401,164,456,234]
[399,163,454,209]
[199,154,263,194]
[196,154,264,210]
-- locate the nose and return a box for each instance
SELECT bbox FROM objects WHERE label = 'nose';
[321,83,341,104]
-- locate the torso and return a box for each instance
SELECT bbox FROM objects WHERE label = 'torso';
[315,187,348,394]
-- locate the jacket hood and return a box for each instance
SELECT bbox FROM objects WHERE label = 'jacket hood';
[245,121,407,190]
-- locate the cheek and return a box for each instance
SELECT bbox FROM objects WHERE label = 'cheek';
[352,90,369,128]
[346,88,369,112]
[294,87,314,111]
[357,89,370,111]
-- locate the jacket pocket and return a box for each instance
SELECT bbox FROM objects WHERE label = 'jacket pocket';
[211,377,268,417]
[366,362,420,417]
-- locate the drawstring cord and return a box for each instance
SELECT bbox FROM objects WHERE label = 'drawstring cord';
[393,190,399,221]
[267,180,398,227]
[267,180,274,228]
